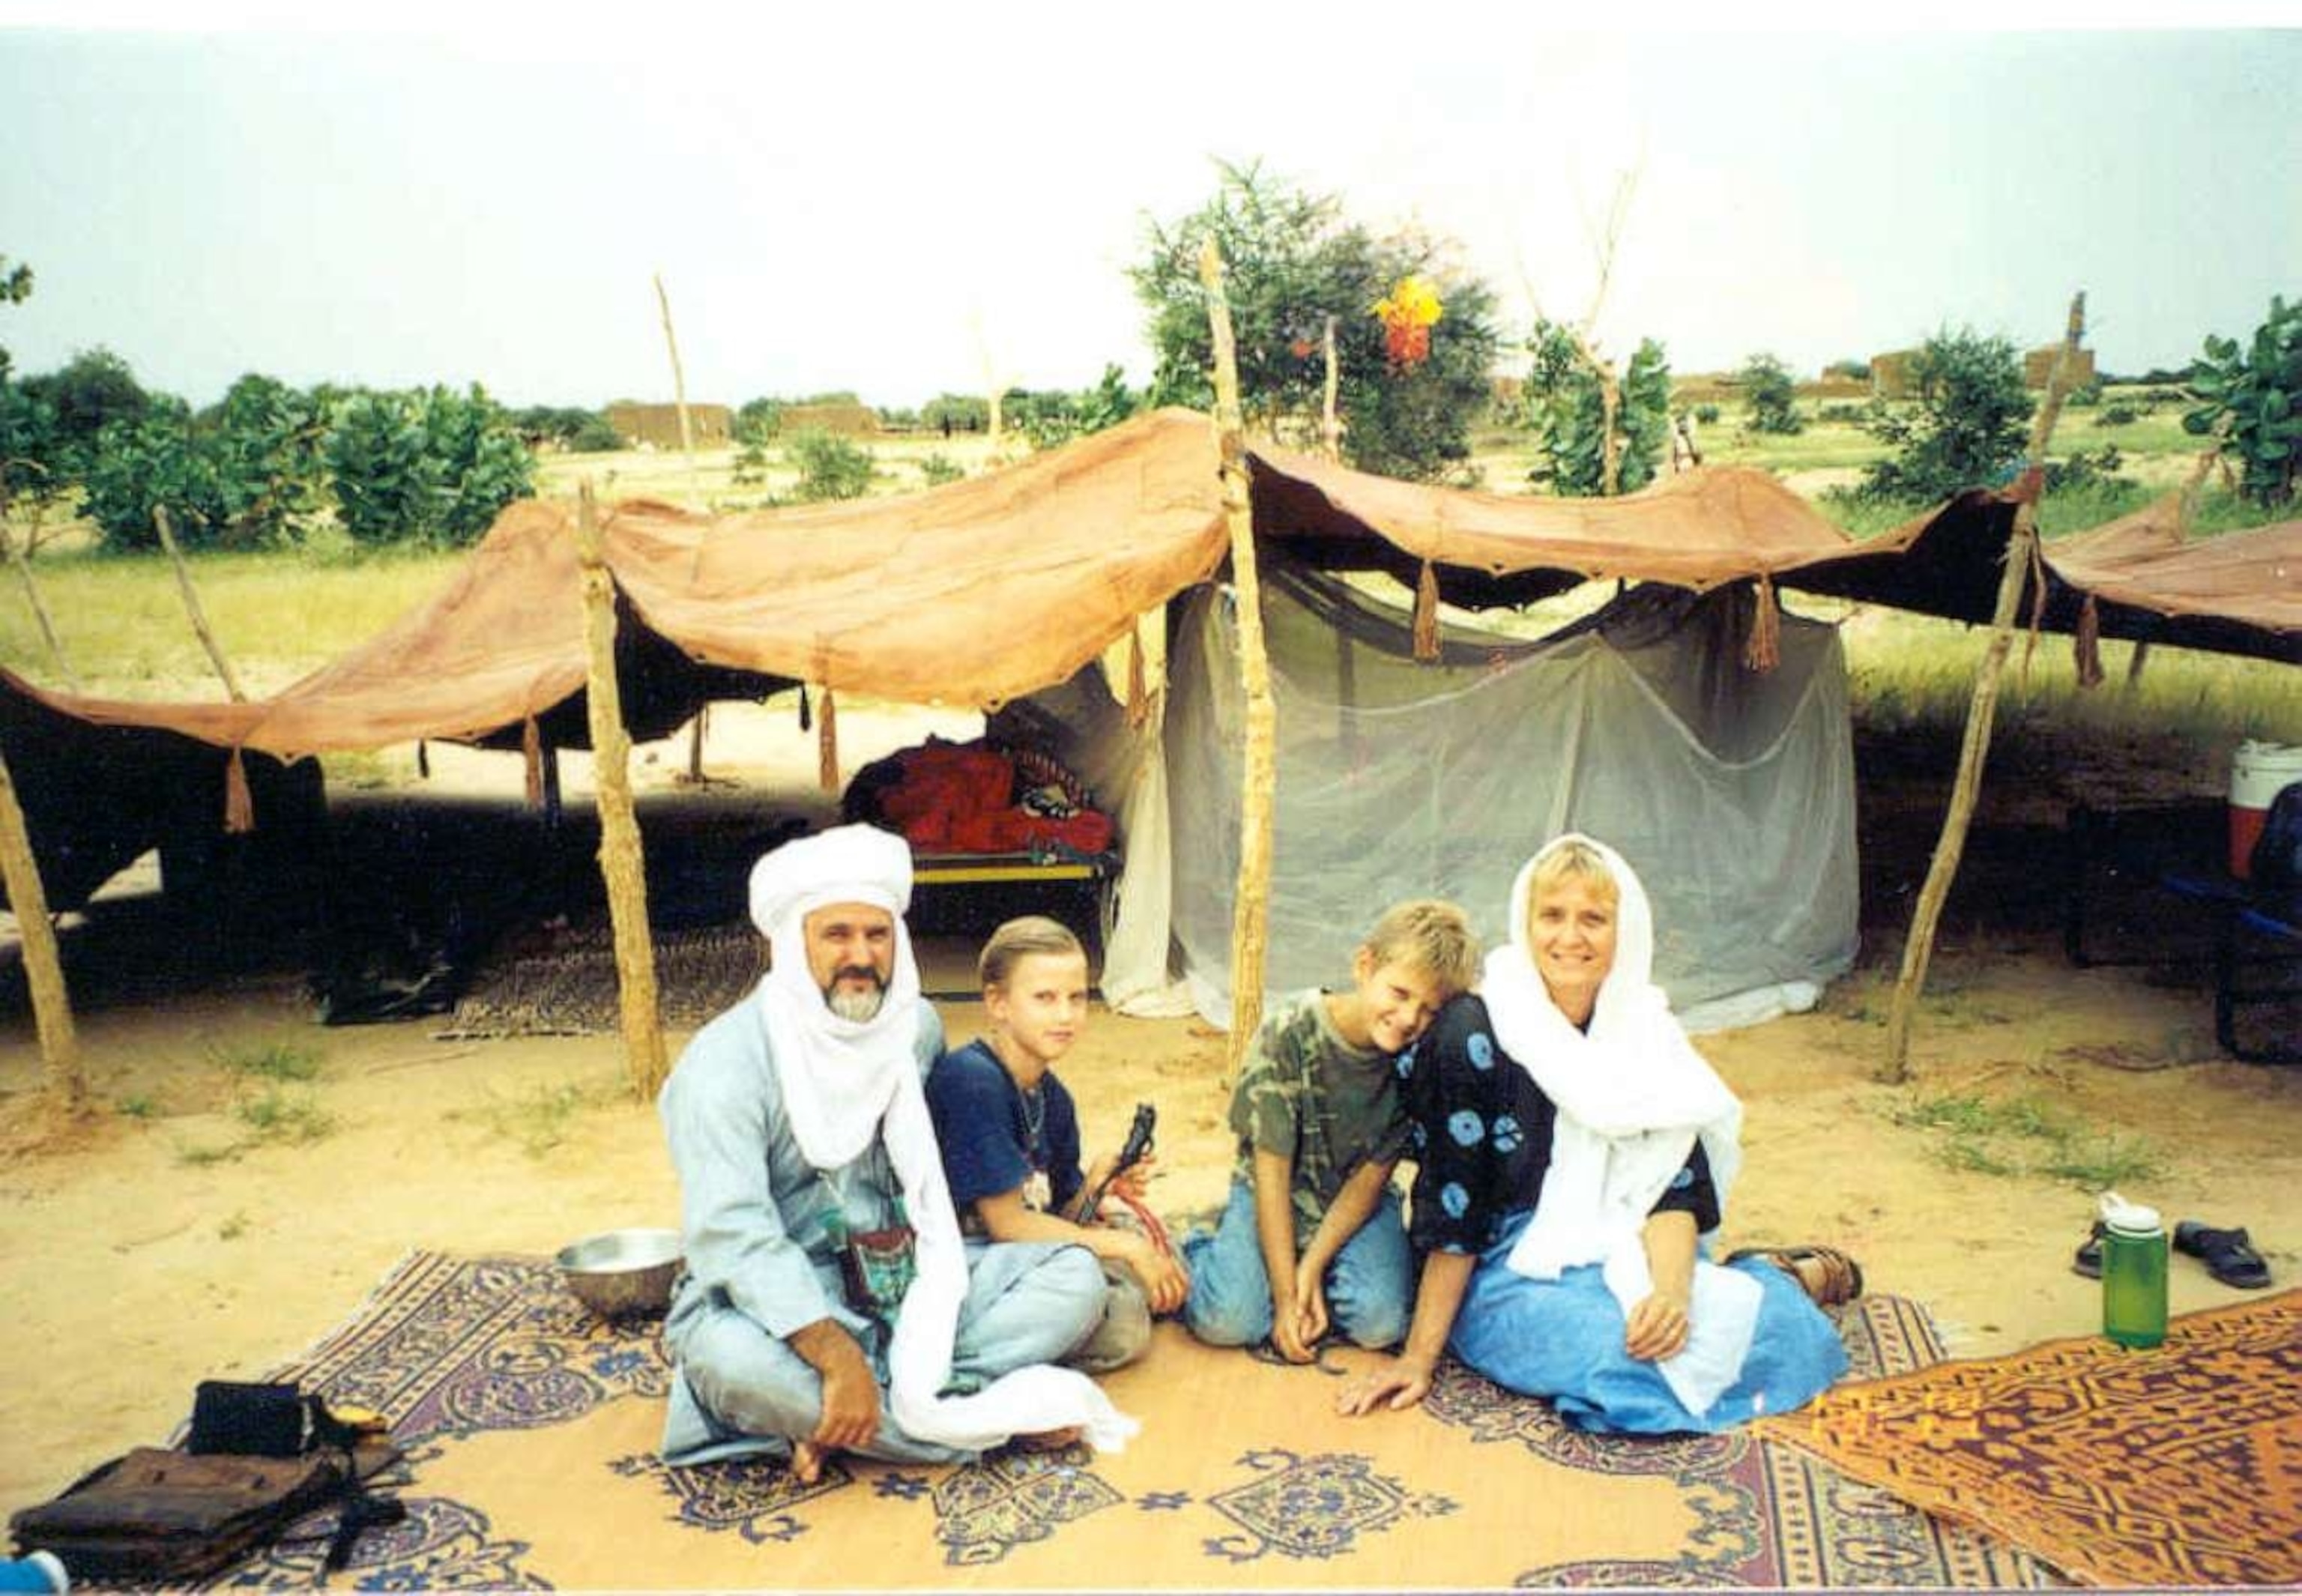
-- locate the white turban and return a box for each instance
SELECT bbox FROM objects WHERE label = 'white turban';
[746,823,1135,1457]
[748,824,922,1170]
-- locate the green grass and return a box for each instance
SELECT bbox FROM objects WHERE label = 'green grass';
[210,1039,324,1083]
[1888,1089,2163,1191]
[234,1084,338,1143]
[114,1093,159,1119]
[447,1076,618,1158]
[0,545,460,691]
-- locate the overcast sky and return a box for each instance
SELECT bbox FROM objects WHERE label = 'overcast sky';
[2,6,2295,411]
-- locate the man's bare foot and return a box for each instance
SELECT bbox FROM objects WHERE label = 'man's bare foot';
[1013,1425,1084,1453]
[791,1439,827,1484]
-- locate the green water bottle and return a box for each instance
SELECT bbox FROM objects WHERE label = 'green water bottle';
[2098,1191,2168,1350]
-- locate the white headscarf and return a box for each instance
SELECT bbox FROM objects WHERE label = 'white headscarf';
[749,824,1134,1455]
[1481,833,1759,1420]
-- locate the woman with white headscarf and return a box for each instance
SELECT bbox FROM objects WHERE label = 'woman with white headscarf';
[1337,835,1858,1434]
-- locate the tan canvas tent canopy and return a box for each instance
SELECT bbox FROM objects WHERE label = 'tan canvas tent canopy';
[4,407,2295,1023]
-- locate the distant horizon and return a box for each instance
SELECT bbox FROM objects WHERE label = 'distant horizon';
[3,17,2295,413]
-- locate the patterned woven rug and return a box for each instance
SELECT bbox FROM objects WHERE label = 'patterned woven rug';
[145,1253,2051,1591]
[442,925,764,1038]
[1759,1288,2302,1587]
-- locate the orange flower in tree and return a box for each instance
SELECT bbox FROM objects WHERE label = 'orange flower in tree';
[1373,275,1445,370]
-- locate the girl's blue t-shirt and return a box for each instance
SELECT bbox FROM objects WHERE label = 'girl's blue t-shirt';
[925,1039,1085,1215]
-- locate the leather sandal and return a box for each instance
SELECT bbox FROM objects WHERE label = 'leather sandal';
[2173,1221,2272,1289]
[2073,1218,2106,1280]
[1726,1243,1865,1307]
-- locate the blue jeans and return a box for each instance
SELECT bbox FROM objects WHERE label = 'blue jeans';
[1180,1176,1413,1350]
[664,1239,1105,1466]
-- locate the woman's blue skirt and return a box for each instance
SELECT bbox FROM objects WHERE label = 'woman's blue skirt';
[1445,1208,1851,1434]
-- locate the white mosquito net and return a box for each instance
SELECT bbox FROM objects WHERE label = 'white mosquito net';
[995,564,1858,1036]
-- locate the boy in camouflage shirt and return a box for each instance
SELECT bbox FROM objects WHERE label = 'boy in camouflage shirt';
[1182,901,1480,1361]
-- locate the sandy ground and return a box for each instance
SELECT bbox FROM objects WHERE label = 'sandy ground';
[3,700,2298,1529]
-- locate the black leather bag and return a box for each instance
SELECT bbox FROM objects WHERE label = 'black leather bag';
[9,1447,346,1583]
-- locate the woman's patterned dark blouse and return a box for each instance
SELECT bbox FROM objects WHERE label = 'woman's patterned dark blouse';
[1401,992,1720,1256]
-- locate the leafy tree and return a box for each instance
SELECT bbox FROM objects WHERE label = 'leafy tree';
[920,394,988,435]
[1523,318,1673,497]
[1856,328,2032,502]
[784,428,873,501]
[510,404,614,450]
[1737,352,1804,435]
[734,396,786,444]
[0,253,31,383]
[1822,357,1871,383]
[2183,294,2302,508]
[201,373,330,544]
[79,400,235,551]
[324,384,534,545]
[1004,363,1141,450]
[567,413,623,452]
[17,347,153,470]
[1130,159,1500,481]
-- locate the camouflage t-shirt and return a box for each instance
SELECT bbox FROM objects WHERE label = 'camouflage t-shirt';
[1228,988,1413,1237]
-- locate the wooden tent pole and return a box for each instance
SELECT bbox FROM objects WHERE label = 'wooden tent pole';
[152,505,245,701]
[653,271,703,508]
[653,270,711,779]
[0,505,78,690]
[0,737,85,1119]
[1200,238,1278,1086]
[575,482,669,1101]
[1881,291,2086,1083]
[1320,315,1343,463]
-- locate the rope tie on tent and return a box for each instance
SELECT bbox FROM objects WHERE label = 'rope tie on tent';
[818,687,840,793]
[1126,629,1150,730]
[797,684,812,734]
[417,740,429,780]
[1413,560,1440,663]
[522,716,544,808]
[1741,571,1781,673]
[2074,594,2106,689]
[223,747,254,834]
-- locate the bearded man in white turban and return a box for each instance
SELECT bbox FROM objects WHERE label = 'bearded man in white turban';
[659,824,1132,1482]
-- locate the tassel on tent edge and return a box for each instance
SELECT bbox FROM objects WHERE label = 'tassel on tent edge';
[818,688,839,794]
[223,747,254,834]
[417,740,430,780]
[2075,594,2106,688]
[797,683,812,734]
[1413,560,1440,663]
[1742,572,1780,673]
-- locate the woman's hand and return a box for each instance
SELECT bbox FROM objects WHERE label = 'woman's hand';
[1335,1352,1435,1416]
[1622,1288,1691,1363]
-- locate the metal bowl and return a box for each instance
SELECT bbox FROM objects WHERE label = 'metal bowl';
[556,1227,683,1320]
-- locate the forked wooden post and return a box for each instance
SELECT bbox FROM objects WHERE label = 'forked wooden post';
[153,505,245,701]
[0,738,85,1119]
[1881,291,2087,1083]
[1199,238,1278,1085]
[575,483,669,1100]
